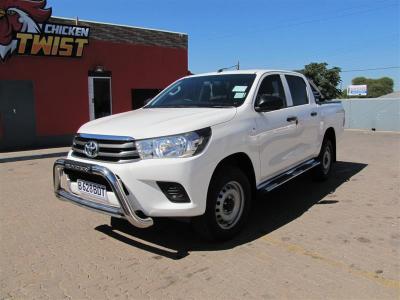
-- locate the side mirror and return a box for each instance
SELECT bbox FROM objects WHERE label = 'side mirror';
[255,95,284,112]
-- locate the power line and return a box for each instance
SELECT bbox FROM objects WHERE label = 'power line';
[198,0,398,42]
[341,66,400,72]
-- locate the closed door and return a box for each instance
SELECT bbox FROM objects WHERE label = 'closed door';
[0,80,36,150]
[88,77,112,120]
[254,74,299,181]
[284,75,320,161]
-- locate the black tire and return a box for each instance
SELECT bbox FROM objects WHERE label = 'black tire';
[312,138,334,181]
[110,216,131,230]
[192,165,252,241]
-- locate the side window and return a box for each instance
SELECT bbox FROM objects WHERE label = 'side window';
[256,75,286,109]
[285,75,309,106]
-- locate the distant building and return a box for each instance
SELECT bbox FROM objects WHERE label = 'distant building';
[0,16,188,151]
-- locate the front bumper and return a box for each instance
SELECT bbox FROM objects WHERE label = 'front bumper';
[53,158,154,228]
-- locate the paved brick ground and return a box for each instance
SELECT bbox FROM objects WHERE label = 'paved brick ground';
[1,130,399,299]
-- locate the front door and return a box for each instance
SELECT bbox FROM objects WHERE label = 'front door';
[0,80,36,150]
[254,74,299,182]
[88,77,112,120]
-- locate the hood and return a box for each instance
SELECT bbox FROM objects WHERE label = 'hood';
[78,107,237,139]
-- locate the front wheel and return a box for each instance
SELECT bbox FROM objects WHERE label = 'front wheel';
[192,166,252,241]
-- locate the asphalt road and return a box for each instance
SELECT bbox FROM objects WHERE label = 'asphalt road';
[1,130,399,299]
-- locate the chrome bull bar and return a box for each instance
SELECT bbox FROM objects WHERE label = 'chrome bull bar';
[53,158,153,228]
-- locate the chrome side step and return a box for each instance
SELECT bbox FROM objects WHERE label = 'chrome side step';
[257,159,320,192]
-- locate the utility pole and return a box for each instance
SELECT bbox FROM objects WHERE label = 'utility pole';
[237,60,240,70]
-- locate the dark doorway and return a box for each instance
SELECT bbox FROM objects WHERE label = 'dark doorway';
[88,77,112,120]
[0,80,36,151]
[131,89,161,110]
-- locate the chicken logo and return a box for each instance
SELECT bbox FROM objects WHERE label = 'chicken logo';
[0,0,51,60]
[0,0,90,61]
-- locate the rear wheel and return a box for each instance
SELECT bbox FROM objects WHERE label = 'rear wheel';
[192,166,252,241]
[313,138,334,181]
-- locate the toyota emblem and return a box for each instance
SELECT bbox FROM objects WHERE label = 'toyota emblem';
[84,141,99,158]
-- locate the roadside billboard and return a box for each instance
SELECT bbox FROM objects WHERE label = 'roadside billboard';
[347,85,367,96]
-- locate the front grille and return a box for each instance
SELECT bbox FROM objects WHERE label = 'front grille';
[71,134,140,163]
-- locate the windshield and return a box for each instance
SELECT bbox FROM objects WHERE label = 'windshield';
[145,74,257,108]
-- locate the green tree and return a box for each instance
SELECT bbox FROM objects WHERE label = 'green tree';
[350,77,394,98]
[341,88,348,98]
[298,62,342,100]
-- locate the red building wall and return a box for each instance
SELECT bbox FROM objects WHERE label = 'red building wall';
[0,39,188,137]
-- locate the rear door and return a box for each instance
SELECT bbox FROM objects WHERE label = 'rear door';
[254,74,300,181]
[282,74,320,162]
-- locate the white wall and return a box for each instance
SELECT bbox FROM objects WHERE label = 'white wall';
[337,98,400,131]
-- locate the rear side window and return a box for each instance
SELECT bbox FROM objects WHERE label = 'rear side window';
[285,75,309,106]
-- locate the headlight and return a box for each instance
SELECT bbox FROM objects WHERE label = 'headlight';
[135,128,211,159]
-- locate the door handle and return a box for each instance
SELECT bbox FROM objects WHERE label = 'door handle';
[311,111,318,117]
[286,116,298,123]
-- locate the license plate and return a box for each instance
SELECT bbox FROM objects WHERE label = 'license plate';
[77,179,107,200]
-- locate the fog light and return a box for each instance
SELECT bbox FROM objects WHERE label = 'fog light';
[157,182,190,203]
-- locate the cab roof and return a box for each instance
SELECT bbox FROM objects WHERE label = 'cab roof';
[187,69,303,78]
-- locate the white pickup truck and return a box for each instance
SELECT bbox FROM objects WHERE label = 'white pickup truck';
[54,70,345,240]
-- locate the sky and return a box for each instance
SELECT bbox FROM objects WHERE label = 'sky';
[51,0,400,90]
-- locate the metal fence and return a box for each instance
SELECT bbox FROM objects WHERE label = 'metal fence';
[336,98,400,132]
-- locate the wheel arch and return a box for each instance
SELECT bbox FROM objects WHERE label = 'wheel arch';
[211,152,257,193]
[323,127,337,162]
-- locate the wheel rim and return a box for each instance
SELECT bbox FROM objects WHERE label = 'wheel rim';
[322,146,332,174]
[215,181,245,230]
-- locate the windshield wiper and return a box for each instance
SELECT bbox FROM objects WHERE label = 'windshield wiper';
[209,105,235,108]
[146,105,197,108]
[146,104,235,109]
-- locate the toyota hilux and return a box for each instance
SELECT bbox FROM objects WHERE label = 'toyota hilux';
[54,70,345,240]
